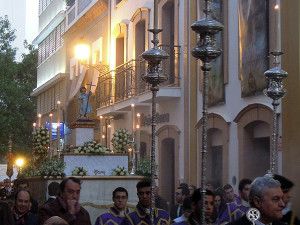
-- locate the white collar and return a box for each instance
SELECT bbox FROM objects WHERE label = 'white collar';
[282,202,291,215]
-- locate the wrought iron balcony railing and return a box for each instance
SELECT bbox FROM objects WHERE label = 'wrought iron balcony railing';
[95,45,181,109]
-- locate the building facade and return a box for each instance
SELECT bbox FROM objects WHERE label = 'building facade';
[32,0,299,216]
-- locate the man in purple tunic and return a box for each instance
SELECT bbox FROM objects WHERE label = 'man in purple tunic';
[216,179,252,225]
[95,187,129,225]
[122,179,170,225]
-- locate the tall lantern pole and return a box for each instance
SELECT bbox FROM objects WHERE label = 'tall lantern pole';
[191,1,223,224]
[263,3,287,176]
[141,0,169,224]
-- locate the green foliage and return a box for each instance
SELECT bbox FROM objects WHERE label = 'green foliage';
[136,157,157,177]
[19,157,65,178]
[0,16,37,159]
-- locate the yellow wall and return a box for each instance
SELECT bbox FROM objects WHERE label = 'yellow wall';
[281,1,300,217]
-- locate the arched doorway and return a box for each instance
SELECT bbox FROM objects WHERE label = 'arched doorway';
[234,104,274,179]
[160,138,175,206]
[242,121,270,179]
[157,125,180,208]
[196,113,229,188]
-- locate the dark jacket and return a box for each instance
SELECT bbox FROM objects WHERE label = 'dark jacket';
[0,200,14,225]
[170,204,183,221]
[38,197,91,225]
[227,214,285,225]
[12,208,38,225]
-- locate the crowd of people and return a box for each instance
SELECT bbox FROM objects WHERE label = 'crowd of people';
[0,174,299,225]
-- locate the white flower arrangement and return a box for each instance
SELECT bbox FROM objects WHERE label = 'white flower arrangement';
[111,129,131,153]
[73,140,110,154]
[112,166,129,176]
[72,167,89,176]
[32,126,49,158]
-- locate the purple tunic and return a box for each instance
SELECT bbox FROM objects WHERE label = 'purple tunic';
[216,197,250,225]
[95,206,129,225]
[122,204,170,225]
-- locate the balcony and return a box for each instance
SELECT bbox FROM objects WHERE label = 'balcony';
[95,45,181,115]
[65,0,107,33]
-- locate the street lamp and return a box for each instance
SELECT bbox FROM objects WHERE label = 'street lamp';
[15,158,24,175]
[141,0,169,223]
[191,0,223,224]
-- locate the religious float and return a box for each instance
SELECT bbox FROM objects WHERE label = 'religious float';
[20,124,147,224]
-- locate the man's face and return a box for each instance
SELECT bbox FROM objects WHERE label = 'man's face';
[4,181,10,188]
[214,195,221,208]
[17,183,29,191]
[224,188,235,201]
[193,195,214,220]
[15,191,30,214]
[113,191,128,211]
[255,187,285,223]
[175,188,184,204]
[240,184,251,202]
[137,186,151,209]
[282,189,291,205]
[60,180,81,202]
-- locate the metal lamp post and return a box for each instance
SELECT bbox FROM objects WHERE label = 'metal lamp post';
[264,51,288,175]
[141,1,169,224]
[191,1,223,224]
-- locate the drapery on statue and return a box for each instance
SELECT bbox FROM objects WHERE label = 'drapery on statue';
[78,86,93,119]
[78,82,96,120]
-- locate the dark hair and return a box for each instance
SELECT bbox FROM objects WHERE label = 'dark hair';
[223,184,233,192]
[80,86,86,92]
[15,189,31,202]
[48,182,60,196]
[59,177,81,195]
[182,196,193,211]
[238,179,252,192]
[16,178,29,188]
[180,183,189,189]
[178,186,190,196]
[192,188,214,204]
[189,185,197,191]
[136,178,151,190]
[113,187,128,197]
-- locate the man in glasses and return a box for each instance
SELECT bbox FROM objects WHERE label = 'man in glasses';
[122,178,170,225]
[95,187,129,225]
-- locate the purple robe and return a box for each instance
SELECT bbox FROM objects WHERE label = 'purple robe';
[216,197,250,225]
[95,206,129,225]
[122,204,170,225]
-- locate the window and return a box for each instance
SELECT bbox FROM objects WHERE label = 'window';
[38,22,65,66]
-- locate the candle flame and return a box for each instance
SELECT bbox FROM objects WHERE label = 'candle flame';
[137,113,140,117]
[274,4,279,10]
[57,100,61,105]
[49,113,53,117]
[131,104,135,107]
[136,125,140,129]
[38,113,42,118]
[108,124,111,128]
[100,115,103,119]
[102,135,105,138]
[33,123,36,127]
